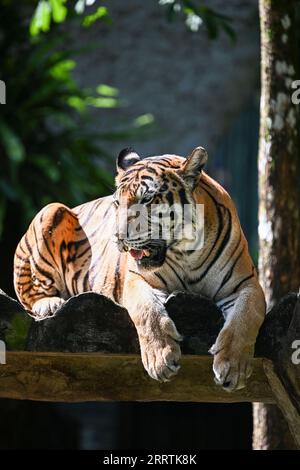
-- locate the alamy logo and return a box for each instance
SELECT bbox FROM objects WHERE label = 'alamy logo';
[291,339,300,365]
[291,80,300,104]
[0,340,6,364]
[0,80,6,104]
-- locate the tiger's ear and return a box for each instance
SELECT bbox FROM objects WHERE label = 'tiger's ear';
[117,147,140,174]
[180,146,208,189]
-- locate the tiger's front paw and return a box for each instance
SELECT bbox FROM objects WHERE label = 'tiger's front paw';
[31,297,65,321]
[140,316,182,382]
[209,328,253,392]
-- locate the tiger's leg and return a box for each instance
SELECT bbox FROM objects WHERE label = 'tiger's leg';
[122,274,182,382]
[14,203,81,320]
[210,282,265,391]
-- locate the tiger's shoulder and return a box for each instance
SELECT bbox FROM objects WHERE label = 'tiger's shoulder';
[195,171,239,216]
[70,195,116,241]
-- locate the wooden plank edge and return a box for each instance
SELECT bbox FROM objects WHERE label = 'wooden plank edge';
[0,352,275,404]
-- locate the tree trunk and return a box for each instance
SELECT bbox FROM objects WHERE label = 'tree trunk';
[253,0,300,450]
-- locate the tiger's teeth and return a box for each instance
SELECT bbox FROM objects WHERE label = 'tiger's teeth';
[143,249,151,257]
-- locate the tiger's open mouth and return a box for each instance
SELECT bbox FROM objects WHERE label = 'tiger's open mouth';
[129,248,151,260]
[127,242,167,269]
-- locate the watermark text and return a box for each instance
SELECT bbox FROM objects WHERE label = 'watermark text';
[0,80,6,104]
[0,340,6,364]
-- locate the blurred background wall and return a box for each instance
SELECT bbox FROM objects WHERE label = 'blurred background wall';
[0,0,260,450]
[73,0,260,253]
[75,0,259,157]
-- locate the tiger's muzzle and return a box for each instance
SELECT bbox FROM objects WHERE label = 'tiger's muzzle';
[116,238,167,270]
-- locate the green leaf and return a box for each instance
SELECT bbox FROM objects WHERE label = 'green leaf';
[96,84,119,97]
[30,1,52,37]
[221,21,236,43]
[31,154,61,182]
[5,314,32,351]
[134,114,155,127]
[86,96,119,108]
[49,59,76,81]
[0,180,18,201]
[0,121,25,163]
[204,15,218,39]
[82,6,109,28]
[50,0,67,23]
[68,95,87,112]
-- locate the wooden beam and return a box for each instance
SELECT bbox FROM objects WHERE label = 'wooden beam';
[1,291,299,409]
[263,359,300,447]
[0,352,275,403]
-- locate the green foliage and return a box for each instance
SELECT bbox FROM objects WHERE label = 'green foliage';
[0,3,105,232]
[0,1,154,238]
[30,0,68,36]
[159,0,236,41]
[30,0,111,37]
[30,0,235,41]
[82,6,110,28]
[5,313,32,350]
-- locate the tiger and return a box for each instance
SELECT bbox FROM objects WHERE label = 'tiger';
[14,146,266,391]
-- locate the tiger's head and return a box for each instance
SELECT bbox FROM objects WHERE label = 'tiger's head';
[113,146,208,271]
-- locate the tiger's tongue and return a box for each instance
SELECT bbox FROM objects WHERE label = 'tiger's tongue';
[129,249,144,260]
